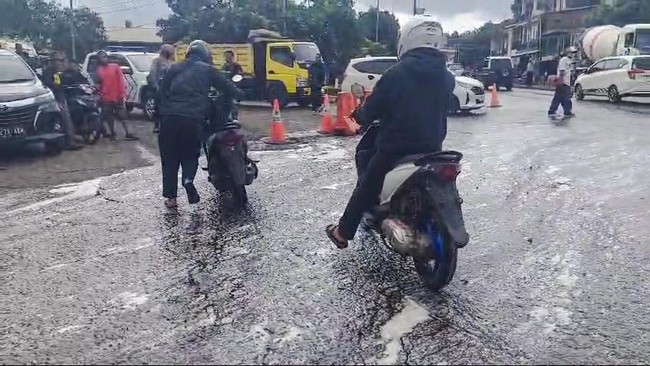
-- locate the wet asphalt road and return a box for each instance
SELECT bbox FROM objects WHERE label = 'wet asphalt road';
[1,90,649,364]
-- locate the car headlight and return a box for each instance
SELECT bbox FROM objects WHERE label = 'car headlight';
[297,77,308,88]
[34,91,60,112]
[457,81,474,90]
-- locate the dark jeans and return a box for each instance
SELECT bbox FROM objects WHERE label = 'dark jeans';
[525,71,534,86]
[100,101,130,136]
[548,84,573,116]
[310,85,323,112]
[159,115,202,199]
[339,150,399,240]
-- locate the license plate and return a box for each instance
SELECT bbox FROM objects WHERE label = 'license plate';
[0,126,26,138]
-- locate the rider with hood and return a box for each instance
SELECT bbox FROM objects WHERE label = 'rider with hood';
[326,15,455,249]
[159,40,244,209]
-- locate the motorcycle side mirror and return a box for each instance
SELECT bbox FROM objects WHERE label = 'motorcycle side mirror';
[231,74,243,83]
[351,83,365,98]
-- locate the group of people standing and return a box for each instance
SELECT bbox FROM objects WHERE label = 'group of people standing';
[40,50,139,151]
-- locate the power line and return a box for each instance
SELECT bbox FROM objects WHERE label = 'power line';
[79,0,159,11]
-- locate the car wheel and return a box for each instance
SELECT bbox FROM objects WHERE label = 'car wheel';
[506,84,513,91]
[574,84,585,101]
[45,139,65,155]
[608,85,621,103]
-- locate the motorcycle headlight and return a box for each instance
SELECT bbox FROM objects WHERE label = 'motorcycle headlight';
[457,81,474,90]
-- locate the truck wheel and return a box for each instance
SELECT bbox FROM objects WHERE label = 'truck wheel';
[298,99,311,108]
[268,85,289,109]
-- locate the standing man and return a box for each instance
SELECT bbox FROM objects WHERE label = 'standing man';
[41,53,83,150]
[148,44,175,133]
[222,50,243,78]
[94,50,138,140]
[159,40,243,208]
[548,50,575,118]
[308,54,326,113]
[526,58,535,87]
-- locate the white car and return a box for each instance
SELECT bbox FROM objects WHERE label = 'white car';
[82,51,158,120]
[574,55,650,103]
[340,56,485,114]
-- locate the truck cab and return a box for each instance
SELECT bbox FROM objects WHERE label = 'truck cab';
[175,39,321,108]
[618,24,650,56]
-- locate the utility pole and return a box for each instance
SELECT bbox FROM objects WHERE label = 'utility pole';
[281,0,287,35]
[375,0,380,42]
[413,0,417,15]
[69,0,77,60]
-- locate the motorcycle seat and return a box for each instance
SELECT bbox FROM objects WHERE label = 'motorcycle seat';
[220,121,241,131]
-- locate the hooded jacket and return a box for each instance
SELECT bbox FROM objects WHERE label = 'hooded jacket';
[354,48,455,155]
[160,55,243,122]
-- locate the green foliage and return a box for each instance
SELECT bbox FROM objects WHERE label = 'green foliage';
[0,0,106,60]
[587,0,650,27]
[158,0,393,68]
[357,7,400,54]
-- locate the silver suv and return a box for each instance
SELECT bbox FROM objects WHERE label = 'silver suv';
[0,49,65,153]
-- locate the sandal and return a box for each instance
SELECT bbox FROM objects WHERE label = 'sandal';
[326,224,348,249]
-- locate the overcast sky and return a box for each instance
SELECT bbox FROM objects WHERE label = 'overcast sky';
[356,0,513,33]
[68,0,513,33]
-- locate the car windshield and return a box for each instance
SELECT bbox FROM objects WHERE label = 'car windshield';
[294,43,320,62]
[491,58,512,70]
[632,57,650,70]
[635,30,650,54]
[0,55,35,83]
[126,54,157,72]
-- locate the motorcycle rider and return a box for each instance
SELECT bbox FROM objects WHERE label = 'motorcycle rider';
[159,40,243,208]
[326,15,455,249]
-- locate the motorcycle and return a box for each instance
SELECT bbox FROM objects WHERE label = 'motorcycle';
[64,84,101,144]
[203,74,259,205]
[351,84,469,291]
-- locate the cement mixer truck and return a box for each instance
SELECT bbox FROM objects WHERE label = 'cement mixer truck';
[579,24,650,65]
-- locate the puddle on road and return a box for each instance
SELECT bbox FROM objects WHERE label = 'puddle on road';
[8,178,102,214]
[375,297,430,365]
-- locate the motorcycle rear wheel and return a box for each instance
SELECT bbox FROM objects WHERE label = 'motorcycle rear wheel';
[413,223,457,291]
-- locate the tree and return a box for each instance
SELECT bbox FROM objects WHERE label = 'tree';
[0,0,106,59]
[587,0,650,27]
[357,7,400,54]
[511,0,523,19]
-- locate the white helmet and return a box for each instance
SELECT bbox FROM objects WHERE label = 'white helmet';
[397,15,444,59]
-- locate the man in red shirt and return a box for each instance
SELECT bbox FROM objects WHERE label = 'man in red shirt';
[95,51,138,140]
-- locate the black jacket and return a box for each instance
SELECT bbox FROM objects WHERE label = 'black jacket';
[354,48,455,155]
[41,66,65,102]
[161,56,243,122]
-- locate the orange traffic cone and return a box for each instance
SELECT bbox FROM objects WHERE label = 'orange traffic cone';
[262,99,288,144]
[318,94,335,134]
[487,84,502,108]
[333,92,360,136]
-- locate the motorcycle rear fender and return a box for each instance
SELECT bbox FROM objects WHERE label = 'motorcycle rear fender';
[380,163,419,205]
[424,173,469,248]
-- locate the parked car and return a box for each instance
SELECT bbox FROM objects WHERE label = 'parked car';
[447,63,464,76]
[574,55,650,103]
[82,51,157,120]
[0,49,65,153]
[473,56,515,91]
[340,56,485,114]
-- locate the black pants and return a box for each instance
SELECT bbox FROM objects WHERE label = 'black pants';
[548,84,573,116]
[339,150,399,240]
[310,85,323,112]
[159,115,202,199]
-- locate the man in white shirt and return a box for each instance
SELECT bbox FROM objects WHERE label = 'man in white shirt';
[548,49,575,117]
